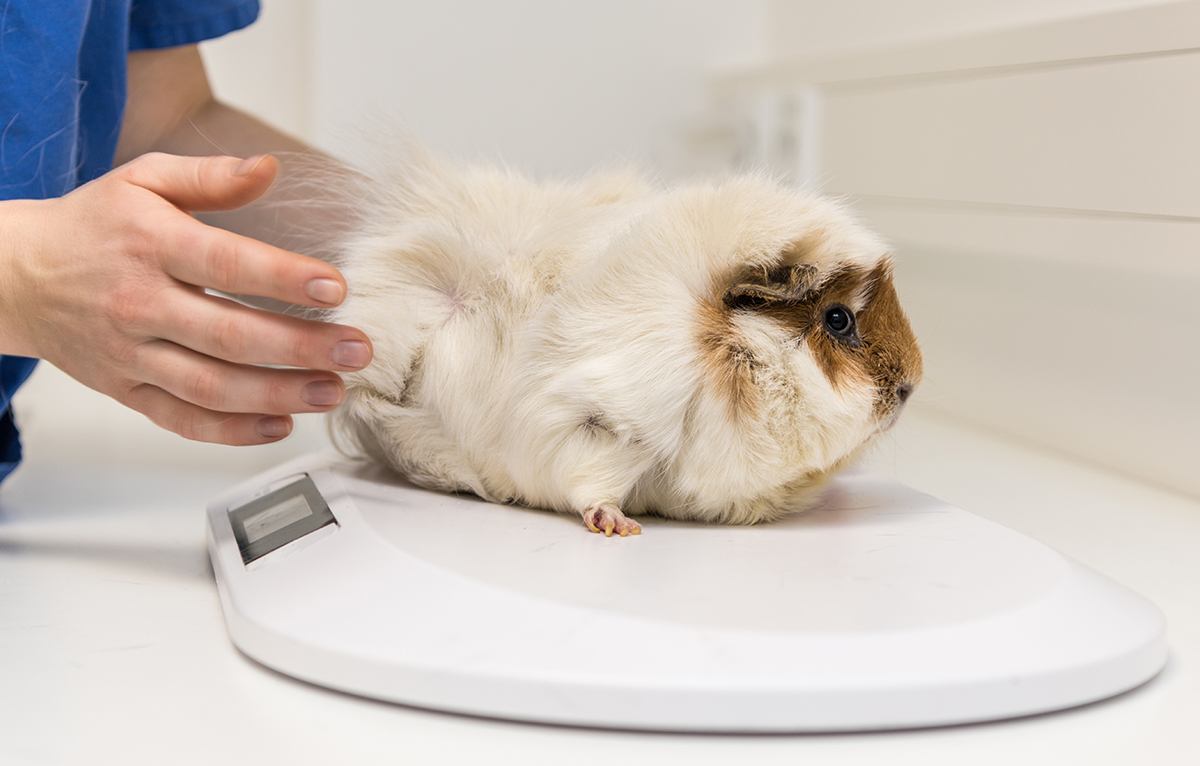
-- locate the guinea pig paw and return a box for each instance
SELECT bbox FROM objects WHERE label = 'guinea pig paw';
[583,503,642,538]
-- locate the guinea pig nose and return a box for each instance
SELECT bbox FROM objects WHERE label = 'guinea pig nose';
[896,383,914,405]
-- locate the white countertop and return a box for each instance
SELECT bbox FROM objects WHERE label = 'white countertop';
[2,407,1198,765]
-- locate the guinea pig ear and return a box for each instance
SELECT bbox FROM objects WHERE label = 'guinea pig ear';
[723,262,819,309]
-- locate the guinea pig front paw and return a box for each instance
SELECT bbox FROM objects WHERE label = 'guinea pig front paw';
[582,503,642,538]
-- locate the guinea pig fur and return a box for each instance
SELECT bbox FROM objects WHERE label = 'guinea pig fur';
[328,147,923,537]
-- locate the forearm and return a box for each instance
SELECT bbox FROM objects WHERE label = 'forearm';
[116,45,308,164]
[149,98,310,160]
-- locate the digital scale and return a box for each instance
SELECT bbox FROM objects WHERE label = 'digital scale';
[206,450,1166,732]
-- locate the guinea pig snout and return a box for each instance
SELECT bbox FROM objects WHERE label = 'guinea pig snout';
[874,379,918,434]
[877,377,916,426]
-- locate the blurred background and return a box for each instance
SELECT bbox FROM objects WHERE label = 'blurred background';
[13,0,1198,501]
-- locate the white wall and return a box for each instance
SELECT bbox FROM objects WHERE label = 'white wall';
[202,0,769,176]
[201,0,314,142]
[765,0,1174,58]
[307,0,765,178]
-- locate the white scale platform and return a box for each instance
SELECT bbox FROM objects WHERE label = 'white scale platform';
[206,450,1166,732]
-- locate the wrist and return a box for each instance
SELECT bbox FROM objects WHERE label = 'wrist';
[0,199,48,358]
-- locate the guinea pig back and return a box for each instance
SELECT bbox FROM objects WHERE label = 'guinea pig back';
[329,149,922,536]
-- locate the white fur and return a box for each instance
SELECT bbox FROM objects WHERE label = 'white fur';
[330,147,897,528]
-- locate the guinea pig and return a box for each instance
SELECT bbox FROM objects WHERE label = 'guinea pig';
[328,146,922,537]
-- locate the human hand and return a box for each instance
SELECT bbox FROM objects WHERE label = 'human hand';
[0,152,373,445]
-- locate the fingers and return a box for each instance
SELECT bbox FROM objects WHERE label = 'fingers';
[156,215,348,309]
[161,291,372,372]
[126,383,294,446]
[116,317,360,446]
[134,339,348,417]
[117,152,279,212]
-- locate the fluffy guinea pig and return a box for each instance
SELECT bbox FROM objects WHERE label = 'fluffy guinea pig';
[328,146,922,537]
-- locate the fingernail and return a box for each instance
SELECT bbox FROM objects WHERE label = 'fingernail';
[303,379,342,407]
[305,278,344,305]
[232,155,267,177]
[333,340,371,369]
[257,416,291,439]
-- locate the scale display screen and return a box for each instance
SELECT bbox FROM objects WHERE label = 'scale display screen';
[228,475,336,564]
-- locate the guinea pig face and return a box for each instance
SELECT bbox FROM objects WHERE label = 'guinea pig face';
[708,247,923,478]
[744,261,920,422]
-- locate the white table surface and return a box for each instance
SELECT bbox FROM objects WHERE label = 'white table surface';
[2,409,1198,765]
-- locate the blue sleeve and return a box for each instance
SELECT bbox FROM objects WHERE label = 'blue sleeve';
[0,357,39,484]
[128,0,260,50]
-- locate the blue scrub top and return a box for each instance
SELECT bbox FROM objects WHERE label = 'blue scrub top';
[0,0,260,484]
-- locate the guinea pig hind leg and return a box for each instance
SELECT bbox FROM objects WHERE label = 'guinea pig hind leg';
[582,503,641,537]
[554,442,653,538]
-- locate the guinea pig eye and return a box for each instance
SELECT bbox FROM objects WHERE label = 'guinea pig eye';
[823,305,858,343]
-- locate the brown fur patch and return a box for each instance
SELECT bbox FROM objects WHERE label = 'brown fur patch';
[856,262,923,420]
[697,298,762,420]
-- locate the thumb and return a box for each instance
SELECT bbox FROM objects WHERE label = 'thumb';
[115,152,279,212]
